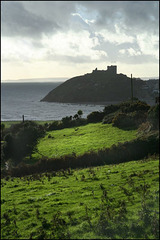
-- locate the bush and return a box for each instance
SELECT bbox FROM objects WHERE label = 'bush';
[77,110,83,118]
[62,116,72,127]
[74,118,87,126]
[112,111,148,130]
[102,101,149,127]
[102,112,118,124]
[103,100,150,115]
[3,134,14,160]
[3,121,45,165]
[47,121,63,131]
[147,104,159,129]
[87,111,105,123]
[120,100,150,113]
[103,104,120,115]
[1,141,7,167]
[47,118,87,132]
[112,113,136,129]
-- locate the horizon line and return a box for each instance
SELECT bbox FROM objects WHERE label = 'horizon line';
[1,75,159,82]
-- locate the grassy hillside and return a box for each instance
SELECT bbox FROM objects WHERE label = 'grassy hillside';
[32,123,137,160]
[1,156,159,239]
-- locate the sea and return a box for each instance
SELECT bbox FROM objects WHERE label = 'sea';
[1,79,106,122]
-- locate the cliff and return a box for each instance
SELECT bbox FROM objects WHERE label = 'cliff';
[41,71,158,105]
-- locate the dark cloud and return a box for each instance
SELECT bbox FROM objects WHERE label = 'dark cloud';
[79,1,159,34]
[2,1,158,38]
[22,1,77,30]
[1,1,59,38]
[120,1,159,34]
[1,1,158,67]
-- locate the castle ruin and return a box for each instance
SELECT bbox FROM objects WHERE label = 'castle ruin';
[92,65,117,75]
[107,65,117,75]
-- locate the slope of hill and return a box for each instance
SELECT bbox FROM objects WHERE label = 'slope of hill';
[32,123,137,160]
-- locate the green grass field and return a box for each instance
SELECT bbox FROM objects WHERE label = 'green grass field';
[1,156,159,239]
[32,123,137,160]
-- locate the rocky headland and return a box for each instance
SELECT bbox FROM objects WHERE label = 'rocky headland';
[41,66,159,105]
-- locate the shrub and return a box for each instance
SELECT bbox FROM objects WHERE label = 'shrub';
[112,111,147,130]
[132,111,147,124]
[3,121,45,165]
[87,111,105,123]
[103,104,120,115]
[147,104,159,129]
[74,118,87,126]
[102,112,118,124]
[62,116,72,127]
[112,113,136,129]
[103,100,150,115]
[1,141,7,167]
[3,134,14,160]
[102,101,149,127]
[47,121,63,131]
[120,100,150,113]
[77,110,83,118]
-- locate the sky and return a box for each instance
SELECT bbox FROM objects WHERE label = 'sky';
[1,1,159,81]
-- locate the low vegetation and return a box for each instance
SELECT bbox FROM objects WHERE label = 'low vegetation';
[1,121,45,167]
[1,156,159,239]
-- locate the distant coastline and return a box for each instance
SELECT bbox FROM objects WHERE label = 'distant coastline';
[1,76,159,83]
[140,77,159,80]
[1,77,68,83]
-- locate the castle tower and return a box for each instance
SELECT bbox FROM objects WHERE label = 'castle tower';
[107,65,117,75]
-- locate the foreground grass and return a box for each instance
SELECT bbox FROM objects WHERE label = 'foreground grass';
[1,156,159,239]
[32,123,137,160]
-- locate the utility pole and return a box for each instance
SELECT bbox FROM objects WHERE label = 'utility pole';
[131,74,133,102]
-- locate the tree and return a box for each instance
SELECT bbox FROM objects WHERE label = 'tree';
[2,133,13,164]
[73,114,79,120]
[77,110,83,118]
[3,121,45,165]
